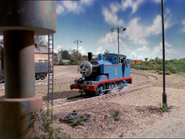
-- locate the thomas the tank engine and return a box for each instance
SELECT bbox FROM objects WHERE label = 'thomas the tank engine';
[70,52,132,96]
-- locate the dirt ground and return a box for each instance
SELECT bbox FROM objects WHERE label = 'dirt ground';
[0,66,185,138]
[53,66,185,138]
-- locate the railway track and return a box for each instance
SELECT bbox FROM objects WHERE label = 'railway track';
[0,76,79,90]
[51,72,158,108]
[35,77,78,86]
[0,71,158,107]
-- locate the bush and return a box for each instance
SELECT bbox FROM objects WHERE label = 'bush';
[166,66,178,74]
[169,67,178,74]
[108,109,120,121]
[158,71,171,75]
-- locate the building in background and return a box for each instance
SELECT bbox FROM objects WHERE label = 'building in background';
[34,43,48,63]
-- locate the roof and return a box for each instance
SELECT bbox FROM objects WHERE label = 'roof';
[103,53,126,58]
[0,44,48,54]
[34,46,48,54]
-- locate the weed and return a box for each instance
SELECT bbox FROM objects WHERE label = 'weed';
[157,103,174,113]
[108,109,120,121]
[28,102,63,139]
[70,116,85,127]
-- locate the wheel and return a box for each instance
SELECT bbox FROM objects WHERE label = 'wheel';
[118,81,125,88]
[109,82,116,89]
[96,84,106,96]
[40,76,45,80]
[35,74,39,80]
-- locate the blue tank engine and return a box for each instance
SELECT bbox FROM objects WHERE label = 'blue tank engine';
[70,52,132,96]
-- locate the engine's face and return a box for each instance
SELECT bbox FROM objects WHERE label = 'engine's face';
[79,61,92,77]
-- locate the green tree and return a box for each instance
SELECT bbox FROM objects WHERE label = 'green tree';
[104,49,111,54]
[82,55,88,61]
[144,58,148,62]
[58,49,70,60]
[62,50,70,60]
[69,49,82,62]
[54,52,58,65]
[154,57,159,63]
[34,36,47,47]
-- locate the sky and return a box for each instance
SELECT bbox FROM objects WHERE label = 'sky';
[1,0,185,60]
[54,0,185,60]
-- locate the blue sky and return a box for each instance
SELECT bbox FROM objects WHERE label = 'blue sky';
[54,0,185,60]
[0,0,184,60]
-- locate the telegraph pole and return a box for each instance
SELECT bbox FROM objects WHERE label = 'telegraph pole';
[74,39,82,66]
[161,0,167,106]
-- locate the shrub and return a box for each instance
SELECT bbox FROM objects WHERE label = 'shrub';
[108,109,120,121]
[169,67,178,74]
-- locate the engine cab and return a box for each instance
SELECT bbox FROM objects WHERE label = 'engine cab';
[103,53,130,77]
[103,53,126,64]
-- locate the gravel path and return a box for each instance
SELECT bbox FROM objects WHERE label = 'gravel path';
[0,66,184,138]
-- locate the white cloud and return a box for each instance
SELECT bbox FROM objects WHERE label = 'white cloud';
[180,55,185,59]
[78,46,86,55]
[100,32,127,48]
[63,2,79,13]
[121,0,145,15]
[130,51,144,60]
[123,10,172,45]
[145,15,161,35]
[102,7,124,26]
[165,7,171,15]
[57,0,94,15]
[54,45,62,53]
[124,17,148,45]
[166,49,178,54]
[121,47,144,60]
[131,51,137,59]
[95,47,104,55]
[102,1,172,45]
[137,39,148,45]
[153,42,178,56]
[57,4,65,14]
[182,20,185,32]
[154,0,161,3]
[58,45,62,50]
[138,45,149,51]
[165,41,172,47]
[101,32,117,46]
